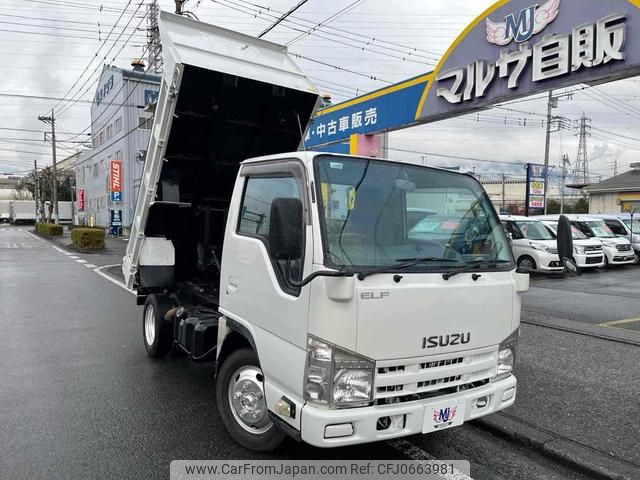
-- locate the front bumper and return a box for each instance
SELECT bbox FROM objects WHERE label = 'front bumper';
[604,246,637,265]
[300,375,516,447]
[533,251,563,272]
[574,253,605,268]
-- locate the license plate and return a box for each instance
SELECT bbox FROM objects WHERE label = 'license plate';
[423,400,465,433]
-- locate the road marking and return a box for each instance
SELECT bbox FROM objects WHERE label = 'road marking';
[51,245,66,254]
[69,256,79,259]
[386,439,473,480]
[598,318,640,327]
[94,264,136,295]
[84,263,97,269]
[76,259,87,264]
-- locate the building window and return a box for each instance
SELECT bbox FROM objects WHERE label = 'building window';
[116,150,123,161]
[114,117,122,133]
[100,159,106,172]
[138,116,152,130]
[93,163,99,178]
[76,167,84,185]
[99,131,104,145]
[106,125,113,140]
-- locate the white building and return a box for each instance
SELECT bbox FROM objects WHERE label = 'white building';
[75,62,160,229]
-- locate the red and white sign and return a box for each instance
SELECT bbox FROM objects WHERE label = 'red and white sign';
[110,160,122,193]
[77,189,85,211]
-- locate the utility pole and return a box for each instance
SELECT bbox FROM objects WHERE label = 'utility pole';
[560,154,570,214]
[34,160,40,222]
[543,90,557,214]
[38,109,59,224]
[174,0,187,14]
[502,174,506,211]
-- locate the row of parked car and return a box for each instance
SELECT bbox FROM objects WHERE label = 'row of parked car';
[500,213,639,273]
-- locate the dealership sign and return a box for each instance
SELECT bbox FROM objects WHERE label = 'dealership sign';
[306,0,640,148]
[525,163,548,213]
[77,189,85,211]
[109,160,122,203]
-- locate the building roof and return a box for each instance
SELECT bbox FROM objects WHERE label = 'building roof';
[583,169,640,193]
[122,68,161,84]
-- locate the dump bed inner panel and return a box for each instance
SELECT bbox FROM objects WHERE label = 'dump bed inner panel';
[144,65,318,286]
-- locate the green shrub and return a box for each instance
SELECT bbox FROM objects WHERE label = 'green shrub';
[36,222,63,237]
[71,227,105,250]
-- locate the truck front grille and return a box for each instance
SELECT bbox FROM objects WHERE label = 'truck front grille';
[374,347,497,400]
[585,245,603,252]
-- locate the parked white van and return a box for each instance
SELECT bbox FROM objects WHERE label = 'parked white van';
[539,220,605,269]
[500,215,563,273]
[589,214,640,261]
[539,215,636,266]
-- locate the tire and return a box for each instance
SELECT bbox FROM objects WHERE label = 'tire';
[142,294,173,358]
[216,348,285,451]
[517,256,537,272]
[604,255,610,268]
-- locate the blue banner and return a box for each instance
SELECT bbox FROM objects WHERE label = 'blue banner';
[111,191,122,202]
[525,163,548,215]
[305,74,430,148]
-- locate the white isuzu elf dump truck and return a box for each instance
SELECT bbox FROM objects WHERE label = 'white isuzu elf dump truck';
[124,12,534,451]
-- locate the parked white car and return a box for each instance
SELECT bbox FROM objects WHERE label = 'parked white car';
[540,220,605,269]
[539,215,636,266]
[589,214,640,261]
[500,215,563,273]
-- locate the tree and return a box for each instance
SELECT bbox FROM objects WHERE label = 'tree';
[546,199,561,214]
[15,168,73,222]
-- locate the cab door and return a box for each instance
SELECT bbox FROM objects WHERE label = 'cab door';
[220,160,313,349]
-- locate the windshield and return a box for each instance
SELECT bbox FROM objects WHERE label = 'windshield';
[622,218,640,234]
[314,156,513,271]
[575,221,616,238]
[545,223,588,240]
[515,221,553,240]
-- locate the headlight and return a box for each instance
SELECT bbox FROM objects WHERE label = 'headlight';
[493,328,519,382]
[305,336,374,407]
[574,245,586,254]
[530,242,550,252]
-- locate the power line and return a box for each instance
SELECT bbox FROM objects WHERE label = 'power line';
[55,2,148,116]
[213,0,436,65]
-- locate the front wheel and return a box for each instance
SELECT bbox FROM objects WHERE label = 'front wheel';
[517,256,537,273]
[216,348,285,451]
[142,294,173,358]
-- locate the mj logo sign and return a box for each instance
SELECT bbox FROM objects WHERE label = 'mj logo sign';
[487,0,560,45]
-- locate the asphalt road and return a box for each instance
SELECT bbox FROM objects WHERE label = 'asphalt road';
[523,267,640,331]
[0,225,624,480]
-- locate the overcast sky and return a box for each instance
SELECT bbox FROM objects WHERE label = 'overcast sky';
[1,0,639,190]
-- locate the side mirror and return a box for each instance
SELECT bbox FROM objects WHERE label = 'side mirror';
[557,215,573,260]
[269,198,303,260]
[557,215,580,276]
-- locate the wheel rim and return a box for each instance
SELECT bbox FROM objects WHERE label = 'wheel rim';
[228,365,272,435]
[519,258,534,271]
[144,305,155,346]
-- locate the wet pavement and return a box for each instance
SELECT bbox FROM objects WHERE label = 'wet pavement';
[3,225,638,479]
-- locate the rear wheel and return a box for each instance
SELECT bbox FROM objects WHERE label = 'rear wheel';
[216,348,285,451]
[142,294,173,358]
[517,256,536,272]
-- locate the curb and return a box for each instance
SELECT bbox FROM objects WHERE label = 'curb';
[474,413,638,480]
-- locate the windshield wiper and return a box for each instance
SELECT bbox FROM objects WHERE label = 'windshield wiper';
[442,259,512,281]
[357,257,460,280]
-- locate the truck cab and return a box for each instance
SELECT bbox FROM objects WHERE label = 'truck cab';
[124,12,528,451]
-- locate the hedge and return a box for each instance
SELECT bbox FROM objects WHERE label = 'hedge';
[71,227,105,250]
[36,222,63,237]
